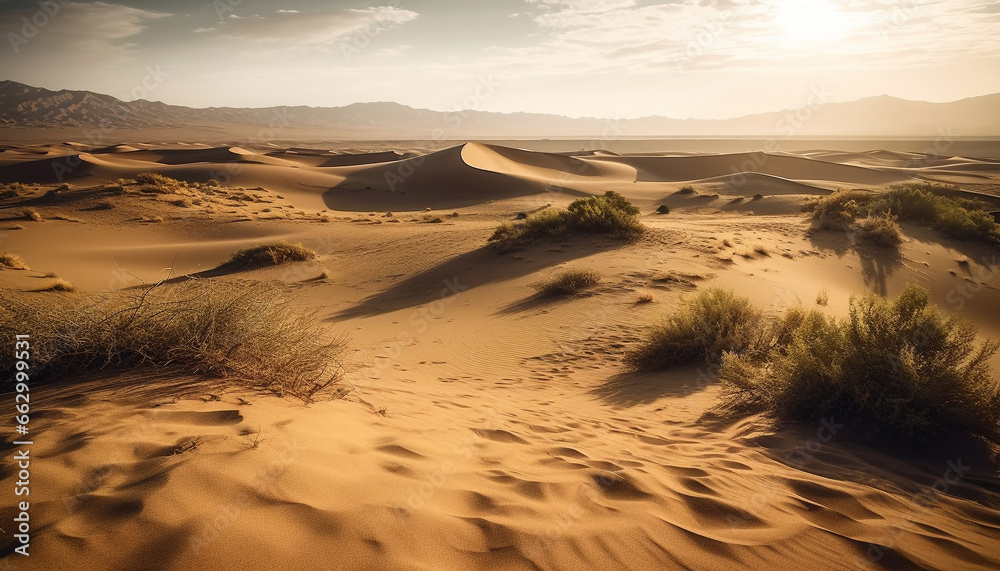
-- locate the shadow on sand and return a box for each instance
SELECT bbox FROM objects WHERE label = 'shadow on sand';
[333,237,632,320]
[590,366,717,407]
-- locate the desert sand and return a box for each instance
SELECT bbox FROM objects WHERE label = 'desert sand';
[2,141,1000,570]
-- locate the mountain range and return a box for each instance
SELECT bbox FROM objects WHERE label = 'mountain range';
[2,80,998,139]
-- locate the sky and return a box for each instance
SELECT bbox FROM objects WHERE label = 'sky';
[1,0,999,119]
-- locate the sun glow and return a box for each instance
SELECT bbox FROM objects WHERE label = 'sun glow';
[771,1,853,46]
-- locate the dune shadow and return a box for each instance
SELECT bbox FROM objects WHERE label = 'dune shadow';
[590,366,716,407]
[493,289,603,316]
[333,239,627,319]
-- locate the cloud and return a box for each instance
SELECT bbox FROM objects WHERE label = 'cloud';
[209,6,418,45]
[2,2,168,60]
[503,0,1000,74]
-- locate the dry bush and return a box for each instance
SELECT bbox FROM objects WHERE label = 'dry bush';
[22,208,42,222]
[0,254,29,270]
[36,279,75,292]
[532,269,600,297]
[624,288,767,371]
[0,280,348,400]
[135,172,183,194]
[856,212,903,247]
[225,242,316,268]
[815,288,829,306]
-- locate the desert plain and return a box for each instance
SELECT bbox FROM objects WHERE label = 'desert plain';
[1,138,1000,571]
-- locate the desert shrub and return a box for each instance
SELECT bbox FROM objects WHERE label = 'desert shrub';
[808,190,876,230]
[624,288,765,371]
[532,269,600,297]
[752,193,764,201]
[135,172,180,187]
[22,208,42,222]
[656,205,670,214]
[813,185,1000,243]
[225,242,316,268]
[488,191,642,252]
[37,279,75,292]
[0,254,29,270]
[0,280,348,400]
[567,191,642,235]
[677,186,696,194]
[855,212,903,247]
[720,284,1000,444]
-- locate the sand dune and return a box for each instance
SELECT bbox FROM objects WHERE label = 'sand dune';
[2,141,1000,569]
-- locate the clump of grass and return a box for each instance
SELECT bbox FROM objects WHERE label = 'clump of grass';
[0,254,30,270]
[225,242,316,268]
[624,288,766,371]
[134,172,183,194]
[676,186,696,195]
[171,198,193,208]
[856,212,903,247]
[752,194,764,201]
[37,279,75,292]
[720,284,1000,445]
[816,288,829,306]
[23,208,42,222]
[0,280,348,400]
[656,205,670,215]
[489,191,643,252]
[532,269,600,297]
[753,245,770,257]
[636,293,654,304]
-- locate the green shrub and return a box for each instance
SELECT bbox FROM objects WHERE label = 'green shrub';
[0,280,348,400]
[225,242,316,268]
[532,269,600,297]
[624,288,765,371]
[488,191,642,252]
[720,284,1000,444]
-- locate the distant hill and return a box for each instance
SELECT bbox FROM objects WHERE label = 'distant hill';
[2,80,998,138]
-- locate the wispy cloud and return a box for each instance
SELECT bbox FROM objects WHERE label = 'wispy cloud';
[2,1,168,61]
[207,6,418,45]
[505,0,1000,73]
